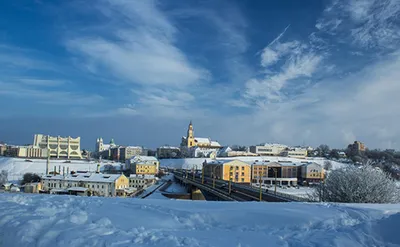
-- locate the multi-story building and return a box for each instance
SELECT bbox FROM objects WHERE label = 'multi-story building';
[157,146,181,159]
[41,172,128,197]
[0,144,7,156]
[251,161,299,186]
[281,147,308,159]
[180,121,222,157]
[4,145,48,158]
[129,174,156,189]
[217,146,257,157]
[348,141,366,152]
[203,159,251,184]
[126,155,159,175]
[249,143,288,156]
[33,134,82,159]
[297,162,325,184]
[120,146,143,161]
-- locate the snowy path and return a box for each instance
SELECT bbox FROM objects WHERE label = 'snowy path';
[0,193,399,247]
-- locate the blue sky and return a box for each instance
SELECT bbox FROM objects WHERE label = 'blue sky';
[1,0,400,150]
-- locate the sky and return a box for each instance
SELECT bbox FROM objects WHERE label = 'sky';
[1,0,400,150]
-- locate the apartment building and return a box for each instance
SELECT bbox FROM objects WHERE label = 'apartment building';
[297,162,325,184]
[249,143,288,156]
[120,146,143,161]
[129,174,156,189]
[281,147,308,159]
[251,161,299,186]
[157,146,181,159]
[203,159,251,184]
[33,134,82,159]
[126,155,159,175]
[41,172,128,197]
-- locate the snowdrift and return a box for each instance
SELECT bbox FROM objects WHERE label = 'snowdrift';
[0,193,399,247]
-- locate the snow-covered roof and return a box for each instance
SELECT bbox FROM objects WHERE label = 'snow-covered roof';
[210,141,221,147]
[262,143,288,147]
[206,159,249,166]
[129,174,155,179]
[129,155,158,163]
[158,146,180,149]
[42,173,123,183]
[194,137,211,144]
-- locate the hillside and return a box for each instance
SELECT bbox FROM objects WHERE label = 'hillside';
[0,193,399,246]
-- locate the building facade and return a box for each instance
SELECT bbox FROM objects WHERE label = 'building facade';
[298,162,325,184]
[281,148,308,158]
[120,146,143,161]
[180,121,222,157]
[348,141,366,152]
[33,134,82,159]
[157,146,181,159]
[129,174,156,189]
[218,146,257,157]
[203,159,251,184]
[41,172,129,197]
[251,161,299,186]
[126,155,159,175]
[249,143,288,156]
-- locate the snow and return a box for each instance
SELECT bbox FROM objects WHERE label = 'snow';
[1,193,400,246]
[0,157,124,181]
[160,156,346,170]
[164,182,187,194]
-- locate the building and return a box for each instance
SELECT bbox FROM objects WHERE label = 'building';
[251,161,299,187]
[203,159,251,184]
[119,146,143,161]
[0,144,6,156]
[41,172,129,197]
[348,141,366,152]
[4,145,48,158]
[217,146,258,157]
[157,146,181,159]
[33,134,82,159]
[281,147,308,159]
[23,182,42,193]
[126,155,159,175]
[129,174,156,189]
[249,143,288,156]
[297,162,325,184]
[96,138,118,159]
[180,121,222,157]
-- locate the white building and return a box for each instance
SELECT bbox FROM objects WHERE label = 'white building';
[129,174,156,189]
[281,147,308,159]
[41,172,129,197]
[249,143,288,156]
[157,146,181,159]
[33,134,82,159]
[217,146,257,157]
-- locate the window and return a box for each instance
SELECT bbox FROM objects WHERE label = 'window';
[102,185,104,189]
[97,185,99,189]
[229,172,233,176]
[242,166,244,170]
[236,166,239,170]
[92,185,94,188]
[241,178,245,182]
[241,172,244,176]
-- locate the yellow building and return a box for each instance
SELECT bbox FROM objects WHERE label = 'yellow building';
[126,155,159,175]
[203,159,251,184]
[251,161,299,186]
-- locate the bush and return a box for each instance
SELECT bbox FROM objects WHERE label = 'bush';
[311,165,399,203]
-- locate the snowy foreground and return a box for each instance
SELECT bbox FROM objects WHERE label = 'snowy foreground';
[1,193,400,247]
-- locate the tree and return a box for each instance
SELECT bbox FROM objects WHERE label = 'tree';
[0,170,8,185]
[21,173,41,185]
[311,165,399,203]
[323,161,333,171]
[329,149,340,159]
[317,144,330,157]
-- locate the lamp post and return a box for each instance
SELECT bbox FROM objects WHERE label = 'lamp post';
[201,165,204,184]
[212,166,217,188]
[228,166,233,195]
[192,165,196,180]
[259,171,263,201]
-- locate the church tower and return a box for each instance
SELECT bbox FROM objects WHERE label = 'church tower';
[187,121,195,147]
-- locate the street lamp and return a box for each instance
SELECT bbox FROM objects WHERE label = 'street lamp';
[259,172,263,201]
[201,165,204,184]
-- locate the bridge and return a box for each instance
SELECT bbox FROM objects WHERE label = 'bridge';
[173,170,308,202]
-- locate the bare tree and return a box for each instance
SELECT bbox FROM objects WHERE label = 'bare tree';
[311,165,399,203]
[324,160,333,171]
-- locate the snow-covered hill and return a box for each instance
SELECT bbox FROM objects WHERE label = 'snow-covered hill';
[0,157,123,181]
[160,156,346,170]
[0,193,399,247]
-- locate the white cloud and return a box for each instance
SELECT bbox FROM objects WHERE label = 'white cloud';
[66,1,208,87]
[18,78,66,87]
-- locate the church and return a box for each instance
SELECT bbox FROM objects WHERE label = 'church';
[180,121,222,158]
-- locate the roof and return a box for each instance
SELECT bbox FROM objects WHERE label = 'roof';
[158,146,180,149]
[262,143,288,147]
[205,159,249,166]
[194,137,211,144]
[42,173,123,183]
[129,174,155,179]
[129,155,158,163]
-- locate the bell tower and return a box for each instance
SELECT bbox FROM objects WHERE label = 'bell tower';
[187,120,195,147]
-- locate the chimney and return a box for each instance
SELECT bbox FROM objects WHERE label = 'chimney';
[96,163,100,173]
